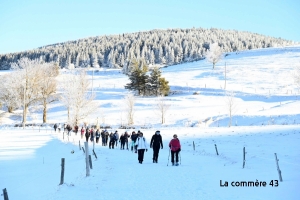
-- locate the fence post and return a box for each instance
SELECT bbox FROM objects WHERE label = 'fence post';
[93,149,98,159]
[89,155,93,169]
[60,158,65,185]
[214,144,219,155]
[193,141,195,151]
[84,142,90,176]
[274,153,283,182]
[243,147,246,168]
[3,188,9,200]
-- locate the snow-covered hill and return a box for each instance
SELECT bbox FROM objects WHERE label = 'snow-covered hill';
[0,46,300,199]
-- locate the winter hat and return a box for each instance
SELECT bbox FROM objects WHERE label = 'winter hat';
[155,130,160,134]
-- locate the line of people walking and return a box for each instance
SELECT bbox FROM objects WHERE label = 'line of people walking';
[54,123,182,166]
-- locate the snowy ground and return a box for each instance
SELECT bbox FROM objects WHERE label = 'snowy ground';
[1,45,300,199]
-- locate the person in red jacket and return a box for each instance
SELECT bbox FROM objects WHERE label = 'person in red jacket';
[169,134,181,166]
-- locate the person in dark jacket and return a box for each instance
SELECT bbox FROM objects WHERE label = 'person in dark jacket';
[67,124,72,136]
[130,131,138,152]
[90,128,95,142]
[119,133,126,149]
[124,131,130,150]
[53,123,57,132]
[150,130,163,163]
[101,130,105,146]
[85,128,90,142]
[169,134,181,166]
[95,129,100,143]
[74,125,79,135]
[109,132,115,149]
[105,131,109,146]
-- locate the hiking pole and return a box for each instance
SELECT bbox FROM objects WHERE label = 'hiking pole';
[179,152,181,165]
[167,149,170,166]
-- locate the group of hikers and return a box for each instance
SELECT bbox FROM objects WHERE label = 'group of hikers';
[53,124,181,166]
[53,123,78,136]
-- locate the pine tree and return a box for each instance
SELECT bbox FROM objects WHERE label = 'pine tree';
[124,60,149,96]
[147,67,161,96]
[158,77,170,96]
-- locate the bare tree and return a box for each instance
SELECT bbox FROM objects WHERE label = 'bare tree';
[154,96,171,124]
[225,91,237,127]
[0,73,22,113]
[11,58,44,126]
[60,73,75,121]
[60,70,97,126]
[37,63,59,123]
[124,93,135,125]
[206,43,223,69]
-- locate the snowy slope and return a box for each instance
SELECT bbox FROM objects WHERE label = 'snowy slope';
[0,126,299,200]
[1,46,300,200]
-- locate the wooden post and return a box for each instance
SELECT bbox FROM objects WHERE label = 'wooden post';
[79,140,81,150]
[93,149,98,159]
[60,158,65,185]
[214,144,219,155]
[89,155,93,169]
[92,130,95,150]
[3,188,9,200]
[82,147,85,153]
[84,142,90,176]
[274,153,283,182]
[243,147,246,168]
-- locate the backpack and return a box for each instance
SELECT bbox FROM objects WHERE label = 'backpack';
[113,134,117,140]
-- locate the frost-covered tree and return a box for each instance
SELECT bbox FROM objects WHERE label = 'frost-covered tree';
[225,91,237,127]
[0,73,22,113]
[37,63,59,123]
[154,96,171,124]
[60,70,97,125]
[206,43,223,69]
[0,28,295,70]
[124,93,135,125]
[91,52,99,68]
[11,58,44,126]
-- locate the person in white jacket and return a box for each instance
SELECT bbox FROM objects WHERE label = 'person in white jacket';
[135,132,148,164]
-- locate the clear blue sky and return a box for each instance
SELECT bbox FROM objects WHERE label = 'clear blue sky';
[0,0,299,54]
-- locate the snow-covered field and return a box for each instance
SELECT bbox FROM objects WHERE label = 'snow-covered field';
[1,46,300,199]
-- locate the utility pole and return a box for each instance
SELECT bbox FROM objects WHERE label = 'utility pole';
[92,69,94,94]
[23,82,26,129]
